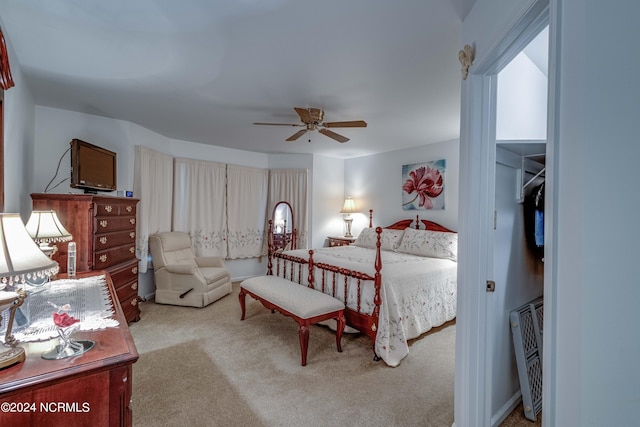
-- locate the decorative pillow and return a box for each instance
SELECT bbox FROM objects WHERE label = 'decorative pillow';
[353,228,405,251]
[396,228,457,261]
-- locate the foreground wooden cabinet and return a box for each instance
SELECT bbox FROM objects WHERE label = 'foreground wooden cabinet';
[0,272,139,427]
[31,193,141,323]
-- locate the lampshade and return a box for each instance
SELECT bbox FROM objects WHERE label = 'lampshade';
[25,210,72,244]
[0,213,59,286]
[340,196,358,214]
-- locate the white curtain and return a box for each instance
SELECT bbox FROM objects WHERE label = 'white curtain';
[133,146,173,273]
[268,169,309,248]
[226,165,268,258]
[172,158,227,257]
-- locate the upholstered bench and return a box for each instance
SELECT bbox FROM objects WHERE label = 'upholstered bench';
[239,275,346,366]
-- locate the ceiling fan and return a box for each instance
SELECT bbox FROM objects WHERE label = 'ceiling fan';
[253,108,367,143]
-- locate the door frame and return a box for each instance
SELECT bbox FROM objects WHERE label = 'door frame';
[454,2,552,426]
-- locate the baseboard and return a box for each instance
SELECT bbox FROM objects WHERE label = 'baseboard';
[491,391,522,427]
[141,291,156,301]
[231,275,258,283]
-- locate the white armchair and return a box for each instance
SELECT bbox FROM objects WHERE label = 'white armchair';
[148,232,232,307]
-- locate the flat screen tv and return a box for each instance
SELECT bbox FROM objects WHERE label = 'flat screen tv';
[70,139,117,193]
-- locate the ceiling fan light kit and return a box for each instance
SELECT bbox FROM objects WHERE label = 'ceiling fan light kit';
[254,107,366,143]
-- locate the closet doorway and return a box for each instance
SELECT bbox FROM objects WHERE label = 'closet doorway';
[490,25,548,425]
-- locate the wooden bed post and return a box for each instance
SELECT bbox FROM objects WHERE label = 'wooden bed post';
[267,220,274,275]
[308,250,315,289]
[369,209,373,227]
[371,226,383,361]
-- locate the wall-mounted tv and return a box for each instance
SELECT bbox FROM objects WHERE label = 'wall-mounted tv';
[70,139,117,193]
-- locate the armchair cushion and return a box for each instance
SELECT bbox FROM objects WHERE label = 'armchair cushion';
[165,264,198,275]
[195,256,226,268]
[149,231,232,308]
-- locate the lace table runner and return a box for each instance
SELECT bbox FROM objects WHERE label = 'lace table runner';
[11,275,120,343]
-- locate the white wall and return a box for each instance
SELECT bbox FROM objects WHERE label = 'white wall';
[344,139,459,232]
[496,51,547,140]
[1,14,37,216]
[552,1,640,425]
[311,155,345,248]
[33,106,134,195]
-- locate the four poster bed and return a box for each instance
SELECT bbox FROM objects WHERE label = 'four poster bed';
[267,211,457,367]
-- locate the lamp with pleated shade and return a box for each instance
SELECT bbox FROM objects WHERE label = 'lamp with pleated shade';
[339,196,358,238]
[0,213,60,369]
[25,210,72,258]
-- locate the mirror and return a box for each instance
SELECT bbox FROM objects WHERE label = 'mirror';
[271,201,295,251]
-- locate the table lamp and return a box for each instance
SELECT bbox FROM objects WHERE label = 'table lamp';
[340,196,358,238]
[0,213,59,369]
[25,210,72,257]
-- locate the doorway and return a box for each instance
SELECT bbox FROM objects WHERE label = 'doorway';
[490,25,548,424]
[453,2,551,426]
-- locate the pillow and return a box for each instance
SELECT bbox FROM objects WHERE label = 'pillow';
[396,228,457,261]
[353,228,405,251]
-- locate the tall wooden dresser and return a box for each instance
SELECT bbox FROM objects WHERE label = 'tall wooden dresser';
[31,193,141,323]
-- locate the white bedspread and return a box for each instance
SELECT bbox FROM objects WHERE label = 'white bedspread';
[276,246,457,367]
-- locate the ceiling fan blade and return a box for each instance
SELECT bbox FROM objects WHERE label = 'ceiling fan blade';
[286,129,308,142]
[319,128,349,143]
[253,122,304,127]
[323,120,368,128]
[294,107,312,123]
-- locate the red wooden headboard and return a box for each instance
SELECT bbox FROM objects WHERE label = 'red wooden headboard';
[367,210,455,232]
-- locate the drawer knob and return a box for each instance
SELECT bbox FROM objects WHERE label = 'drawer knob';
[105,205,113,213]
[129,246,135,254]
[100,254,108,263]
[100,220,108,228]
[131,298,138,306]
[132,266,138,274]
[132,282,138,290]
[100,237,107,244]
[126,206,133,212]
[130,232,135,239]
[129,218,135,225]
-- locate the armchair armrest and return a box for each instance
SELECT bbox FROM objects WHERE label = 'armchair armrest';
[164,264,198,275]
[195,257,225,268]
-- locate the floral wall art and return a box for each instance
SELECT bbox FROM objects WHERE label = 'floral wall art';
[402,159,445,210]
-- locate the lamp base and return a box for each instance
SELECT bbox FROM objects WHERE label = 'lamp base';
[0,346,26,370]
[42,339,94,360]
[344,217,354,238]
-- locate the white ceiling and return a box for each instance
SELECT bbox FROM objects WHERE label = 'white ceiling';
[0,0,474,159]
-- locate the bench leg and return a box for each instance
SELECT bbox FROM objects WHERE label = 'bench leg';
[239,288,247,320]
[298,323,310,366]
[335,312,345,353]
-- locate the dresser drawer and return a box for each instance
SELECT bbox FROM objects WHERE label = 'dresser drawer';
[94,202,137,217]
[107,258,139,285]
[121,294,140,323]
[115,278,139,303]
[94,216,136,233]
[94,202,123,217]
[94,244,136,270]
[94,229,136,251]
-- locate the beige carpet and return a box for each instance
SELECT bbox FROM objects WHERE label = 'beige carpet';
[129,282,529,426]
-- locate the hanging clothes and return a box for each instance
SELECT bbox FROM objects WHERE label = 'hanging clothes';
[524,182,544,257]
[534,183,544,247]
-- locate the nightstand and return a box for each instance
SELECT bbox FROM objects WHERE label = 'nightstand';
[327,236,356,247]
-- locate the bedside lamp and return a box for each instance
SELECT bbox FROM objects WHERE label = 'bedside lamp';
[0,213,60,369]
[340,196,358,238]
[25,210,72,258]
